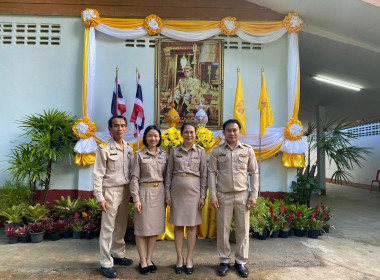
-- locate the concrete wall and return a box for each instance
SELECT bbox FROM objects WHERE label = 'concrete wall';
[0,15,295,196]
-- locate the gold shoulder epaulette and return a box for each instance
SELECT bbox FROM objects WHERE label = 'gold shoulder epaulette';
[99,142,108,149]
[128,143,133,147]
[242,143,253,149]
[160,148,167,153]
[197,144,204,150]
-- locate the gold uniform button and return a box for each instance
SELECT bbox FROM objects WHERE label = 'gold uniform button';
[153,183,158,187]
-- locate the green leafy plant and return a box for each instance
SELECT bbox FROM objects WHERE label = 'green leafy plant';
[85,198,101,211]
[285,176,321,207]
[304,118,372,185]
[53,196,84,219]
[7,145,46,205]
[250,197,269,236]
[15,109,76,204]
[0,204,27,224]
[72,212,85,232]
[268,206,282,235]
[25,204,49,223]
[0,181,31,212]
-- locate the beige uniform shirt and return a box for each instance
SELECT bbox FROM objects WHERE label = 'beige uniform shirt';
[130,148,167,203]
[208,141,259,200]
[93,138,133,202]
[165,144,207,198]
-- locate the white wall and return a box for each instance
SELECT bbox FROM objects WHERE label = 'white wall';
[0,15,295,193]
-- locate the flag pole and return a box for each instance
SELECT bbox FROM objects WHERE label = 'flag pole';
[259,67,264,197]
[115,66,119,116]
[136,67,140,152]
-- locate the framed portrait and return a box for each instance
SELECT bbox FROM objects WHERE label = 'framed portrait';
[155,39,224,129]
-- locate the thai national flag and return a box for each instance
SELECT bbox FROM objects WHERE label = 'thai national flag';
[130,74,145,138]
[111,79,127,116]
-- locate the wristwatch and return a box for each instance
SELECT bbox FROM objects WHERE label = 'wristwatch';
[201,195,206,199]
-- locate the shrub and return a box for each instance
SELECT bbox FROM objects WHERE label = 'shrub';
[0,181,31,213]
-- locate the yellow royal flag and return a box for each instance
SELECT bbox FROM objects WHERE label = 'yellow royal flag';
[233,72,247,136]
[257,71,275,137]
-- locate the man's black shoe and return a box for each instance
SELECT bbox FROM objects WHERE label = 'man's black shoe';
[218,263,230,276]
[101,266,118,278]
[234,261,249,278]
[113,257,133,266]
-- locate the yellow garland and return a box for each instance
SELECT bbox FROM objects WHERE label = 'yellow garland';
[144,14,163,35]
[195,127,216,149]
[161,127,183,149]
[283,12,304,33]
[73,117,97,139]
[81,9,101,28]
[220,17,240,36]
[284,118,303,141]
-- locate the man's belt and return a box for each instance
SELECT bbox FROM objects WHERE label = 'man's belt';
[140,182,163,187]
[174,173,198,178]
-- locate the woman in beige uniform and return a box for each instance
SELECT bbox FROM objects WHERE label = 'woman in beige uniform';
[165,123,207,275]
[130,125,167,275]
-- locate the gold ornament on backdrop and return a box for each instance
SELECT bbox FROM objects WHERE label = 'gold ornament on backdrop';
[165,103,180,128]
[144,14,163,35]
[81,9,101,28]
[73,117,96,139]
[220,17,240,36]
[284,118,303,141]
[283,12,304,33]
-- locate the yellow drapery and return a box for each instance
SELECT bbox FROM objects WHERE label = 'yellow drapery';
[75,153,96,166]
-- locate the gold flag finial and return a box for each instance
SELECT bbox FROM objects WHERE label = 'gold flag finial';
[261,67,264,72]
[237,67,240,73]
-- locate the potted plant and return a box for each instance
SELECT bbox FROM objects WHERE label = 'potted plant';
[25,204,49,224]
[0,204,26,229]
[268,207,282,238]
[4,227,18,244]
[83,223,96,239]
[60,220,73,238]
[293,204,313,236]
[308,205,328,239]
[16,225,31,243]
[125,203,136,244]
[15,109,77,204]
[53,196,84,220]
[47,221,62,241]
[250,197,269,240]
[319,202,333,233]
[280,212,294,238]
[72,212,84,239]
[28,222,46,243]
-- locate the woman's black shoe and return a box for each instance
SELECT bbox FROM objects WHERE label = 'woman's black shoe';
[185,266,194,275]
[139,263,150,275]
[148,262,157,273]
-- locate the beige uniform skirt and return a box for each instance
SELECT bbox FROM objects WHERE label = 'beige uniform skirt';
[170,175,202,226]
[134,184,165,236]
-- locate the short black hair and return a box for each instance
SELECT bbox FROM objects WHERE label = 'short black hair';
[223,119,241,131]
[180,122,196,134]
[108,115,128,128]
[143,125,162,147]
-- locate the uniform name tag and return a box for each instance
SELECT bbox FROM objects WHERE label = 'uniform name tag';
[239,154,248,157]
[143,156,150,159]
[176,155,183,158]
[110,153,117,156]
[219,153,226,157]
[191,156,198,159]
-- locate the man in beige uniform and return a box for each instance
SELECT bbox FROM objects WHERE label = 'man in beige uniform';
[208,119,259,278]
[93,115,134,278]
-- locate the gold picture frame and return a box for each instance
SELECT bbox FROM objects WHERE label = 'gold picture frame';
[155,39,224,129]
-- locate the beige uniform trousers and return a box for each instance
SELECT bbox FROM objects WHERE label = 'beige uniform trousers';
[100,185,130,268]
[217,190,250,265]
